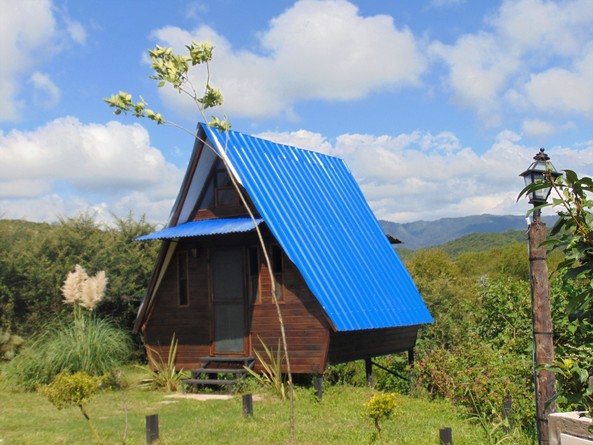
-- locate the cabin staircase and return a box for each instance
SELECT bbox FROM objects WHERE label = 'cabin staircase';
[182,356,255,393]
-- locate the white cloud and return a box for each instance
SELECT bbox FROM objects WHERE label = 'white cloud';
[257,128,593,222]
[524,45,593,118]
[0,118,181,224]
[66,19,87,44]
[431,0,593,124]
[28,71,61,108]
[152,0,427,119]
[0,0,56,121]
[0,0,87,121]
[522,119,557,138]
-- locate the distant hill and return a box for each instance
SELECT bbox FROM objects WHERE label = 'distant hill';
[380,214,556,250]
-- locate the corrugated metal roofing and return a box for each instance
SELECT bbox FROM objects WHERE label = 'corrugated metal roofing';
[202,124,433,331]
[136,217,263,241]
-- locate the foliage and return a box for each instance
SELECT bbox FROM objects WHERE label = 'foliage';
[104,41,229,132]
[5,316,132,390]
[546,357,593,421]
[475,277,532,354]
[244,337,286,401]
[39,371,104,444]
[138,334,185,392]
[363,392,399,445]
[466,391,531,445]
[0,328,24,360]
[0,215,158,338]
[414,338,535,430]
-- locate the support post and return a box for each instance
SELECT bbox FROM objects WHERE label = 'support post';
[528,212,556,445]
[146,414,159,445]
[242,394,253,417]
[314,374,323,400]
[365,358,373,388]
[408,349,415,368]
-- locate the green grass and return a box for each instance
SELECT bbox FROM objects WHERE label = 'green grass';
[0,368,491,445]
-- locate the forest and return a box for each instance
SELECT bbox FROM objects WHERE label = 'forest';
[0,182,591,444]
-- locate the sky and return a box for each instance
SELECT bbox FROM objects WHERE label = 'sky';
[0,0,592,226]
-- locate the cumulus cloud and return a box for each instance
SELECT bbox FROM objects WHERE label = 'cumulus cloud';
[0,0,86,121]
[431,0,593,124]
[259,128,593,222]
[152,0,427,119]
[0,118,182,224]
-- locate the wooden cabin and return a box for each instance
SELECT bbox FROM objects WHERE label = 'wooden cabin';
[134,123,432,376]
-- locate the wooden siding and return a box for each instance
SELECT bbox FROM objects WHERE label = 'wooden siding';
[143,232,332,374]
[144,244,211,370]
[327,325,420,365]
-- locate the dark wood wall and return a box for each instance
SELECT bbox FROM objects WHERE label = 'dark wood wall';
[251,248,330,374]
[143,243,211,369]
[327,325,419,365]
[143,233,332,374]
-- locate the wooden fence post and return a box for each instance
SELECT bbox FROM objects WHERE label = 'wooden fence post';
[146,414,159,445]
[439,427,452,445]
[242,394,253,417]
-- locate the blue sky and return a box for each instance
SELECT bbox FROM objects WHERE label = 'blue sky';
[1,0,592,225]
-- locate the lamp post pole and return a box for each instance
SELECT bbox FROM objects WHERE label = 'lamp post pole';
[528,209,555,445]
[521,148,561,445]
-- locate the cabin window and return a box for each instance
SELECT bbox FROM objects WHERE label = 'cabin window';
[270,245,284,301]
[178,251,189,307]
[247,246,260,304]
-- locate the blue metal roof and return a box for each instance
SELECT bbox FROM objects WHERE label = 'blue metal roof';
[202,124,432,331]
[137,217,263,241]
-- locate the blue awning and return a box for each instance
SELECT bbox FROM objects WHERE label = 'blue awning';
[136,217,264,241]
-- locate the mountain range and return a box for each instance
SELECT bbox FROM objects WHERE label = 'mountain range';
[379,214,557,250]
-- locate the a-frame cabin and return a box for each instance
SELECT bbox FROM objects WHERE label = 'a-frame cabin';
[134,123,432,376]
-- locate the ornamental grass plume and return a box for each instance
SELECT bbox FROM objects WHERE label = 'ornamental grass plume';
[62,265,107,311]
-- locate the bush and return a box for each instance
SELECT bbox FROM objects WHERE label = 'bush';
[415,339,534,430]
[5,316,132,390]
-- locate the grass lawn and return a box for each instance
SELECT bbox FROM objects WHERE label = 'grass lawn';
[0,368,489,444]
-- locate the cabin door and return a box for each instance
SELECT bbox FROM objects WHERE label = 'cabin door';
[211,248,246,355]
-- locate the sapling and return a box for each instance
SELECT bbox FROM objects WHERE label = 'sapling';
[39,371,105,444]
[363,392,399,445]
[105,40,296,442]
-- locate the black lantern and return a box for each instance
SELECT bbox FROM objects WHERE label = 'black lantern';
[519,148,562,206]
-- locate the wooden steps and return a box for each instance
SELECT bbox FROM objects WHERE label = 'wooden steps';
[182,356,255,393]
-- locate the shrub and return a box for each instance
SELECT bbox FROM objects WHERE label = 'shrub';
[415,339,534,430]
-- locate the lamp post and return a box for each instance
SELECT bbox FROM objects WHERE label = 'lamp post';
[520,148,562,445]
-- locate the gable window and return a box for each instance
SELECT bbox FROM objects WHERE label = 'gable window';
[270,245,284,302]
[247,246,260,304]
[178,251,189,307]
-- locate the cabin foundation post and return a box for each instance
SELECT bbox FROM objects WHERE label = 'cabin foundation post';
[365,358,374,388]
[408,349,415,367]
[314,375,323,400]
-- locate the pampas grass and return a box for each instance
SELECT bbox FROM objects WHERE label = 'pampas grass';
[6,316,132,390]
[5,266,131,390]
